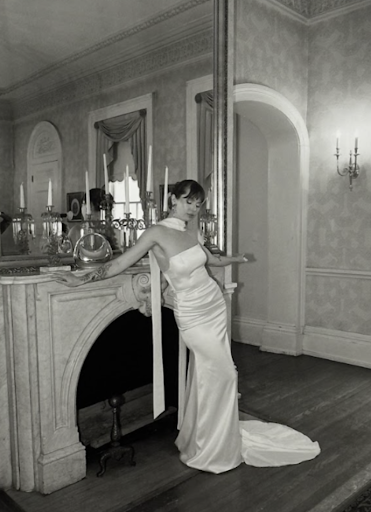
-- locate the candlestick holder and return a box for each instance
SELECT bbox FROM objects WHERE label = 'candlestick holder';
[99,193,118,250]
[335,146,360,190]
[40,205,64,265]
[200,209,221,254]
[145,192,158,227]
[12,207,35,255]
[112,213,146,253]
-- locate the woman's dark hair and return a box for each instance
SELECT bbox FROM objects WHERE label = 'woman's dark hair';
[83,188,106,211]
[170,180,205,208]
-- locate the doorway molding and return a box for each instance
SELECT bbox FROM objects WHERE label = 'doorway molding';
[233,83,309,355]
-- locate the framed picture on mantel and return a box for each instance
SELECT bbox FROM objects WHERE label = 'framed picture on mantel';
[67,192,85,221]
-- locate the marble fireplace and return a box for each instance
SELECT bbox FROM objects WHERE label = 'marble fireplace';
[0,264,233,494]
[0,266,160,494]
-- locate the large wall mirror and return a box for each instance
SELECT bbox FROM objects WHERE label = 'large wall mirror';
[0,0,229,266]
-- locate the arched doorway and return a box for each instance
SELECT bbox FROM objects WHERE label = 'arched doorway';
[27,121,62,242]
[232,84,309,355]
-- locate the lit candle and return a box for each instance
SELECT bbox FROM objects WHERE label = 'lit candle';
[146,145,153,193]
[103,153,109,193]
[206,195,210,210]
[125,165,130,214]
[355,133,359,151]
[336,131,340,151]
[20,182,25,208]
[47,179,53,207]
[163,166,169,212]
[85,171,91,215]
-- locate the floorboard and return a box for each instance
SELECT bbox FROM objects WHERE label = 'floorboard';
[4,343,371,512]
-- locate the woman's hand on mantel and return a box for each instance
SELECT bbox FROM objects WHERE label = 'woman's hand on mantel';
[51,271,85,287]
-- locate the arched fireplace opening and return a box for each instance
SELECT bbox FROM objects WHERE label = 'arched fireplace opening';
[77,307,179,449]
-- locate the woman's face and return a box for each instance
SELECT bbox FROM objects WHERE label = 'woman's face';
[172,191,203,221]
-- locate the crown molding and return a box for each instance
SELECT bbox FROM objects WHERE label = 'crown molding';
[273,0,371,18]
[13,28,213,121]
[2,0,212,99]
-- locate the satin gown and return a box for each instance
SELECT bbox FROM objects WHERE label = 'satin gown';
[159,219,320,473]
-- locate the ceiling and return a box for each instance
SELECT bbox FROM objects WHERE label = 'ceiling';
[0,0,212,101]
[0,0,366,103]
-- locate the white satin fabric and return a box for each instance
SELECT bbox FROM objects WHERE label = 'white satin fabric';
[151,218,320,473]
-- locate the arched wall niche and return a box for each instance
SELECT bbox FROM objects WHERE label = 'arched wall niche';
[27,121,63,220]
[232,83,309,355]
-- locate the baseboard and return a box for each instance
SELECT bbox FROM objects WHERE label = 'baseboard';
[232,316,264,347]
[232,316,301,355]
[303,326,371,369]
[233,317,371,369]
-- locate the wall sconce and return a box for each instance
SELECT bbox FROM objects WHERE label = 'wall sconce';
[335,133,360,190]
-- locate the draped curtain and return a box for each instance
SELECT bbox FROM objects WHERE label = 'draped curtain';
[95,109,147,208]
[196,91,213,193]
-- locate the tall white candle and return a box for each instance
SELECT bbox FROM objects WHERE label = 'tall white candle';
[85,171,91,215]
[103,153,109,193]
[163,166,169,212]
[206,195,210,210]
[125,165,130,214]
[47,179,53,207]
[146,145,153,193]
[20,182,25,208]
[355,133,359,151]
[336,131,340,151]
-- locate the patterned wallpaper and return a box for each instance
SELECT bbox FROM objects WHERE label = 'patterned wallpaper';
[235,0,371,335]
[305,3,371,332]
[234,0,309,120]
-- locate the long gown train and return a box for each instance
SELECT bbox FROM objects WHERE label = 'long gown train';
[154,218,320,473]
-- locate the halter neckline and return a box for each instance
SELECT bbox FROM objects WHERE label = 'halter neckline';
[158,217,187,231]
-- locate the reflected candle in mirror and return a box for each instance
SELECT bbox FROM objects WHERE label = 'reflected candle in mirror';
[47,179,53,207]
[146,145,152,192]
[85,172,91,215]
[20,182,25,208]
[103,153,109,192]
[163,166,168,212]
[125,165,130,214]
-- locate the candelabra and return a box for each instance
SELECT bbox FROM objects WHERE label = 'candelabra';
[12,207,35,255]
[335,137,360,190]
[100,193,118,250]
[112,213,146,252]
[40,206,64,265]
[200,209,220,254]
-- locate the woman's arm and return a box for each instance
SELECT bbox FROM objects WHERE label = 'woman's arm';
[202,245,249,267]
[53,227,159,287]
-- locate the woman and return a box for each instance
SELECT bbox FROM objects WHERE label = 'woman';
[54,179,320,472]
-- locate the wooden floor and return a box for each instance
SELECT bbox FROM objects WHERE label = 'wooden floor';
[4,342,371,512]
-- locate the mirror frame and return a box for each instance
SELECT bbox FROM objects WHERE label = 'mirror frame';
[0,0,229,270]
[213,0,233,256]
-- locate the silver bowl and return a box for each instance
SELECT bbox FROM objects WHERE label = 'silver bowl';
[74,232,113,269]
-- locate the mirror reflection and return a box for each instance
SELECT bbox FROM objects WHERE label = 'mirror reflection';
[0,0,214,263]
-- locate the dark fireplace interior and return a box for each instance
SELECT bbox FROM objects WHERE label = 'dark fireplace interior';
[76,307,179,412]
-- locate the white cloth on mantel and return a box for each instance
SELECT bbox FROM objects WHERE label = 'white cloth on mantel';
[149,217,320,472]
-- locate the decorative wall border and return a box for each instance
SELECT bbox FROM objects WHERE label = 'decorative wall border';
[306,267,371,280]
